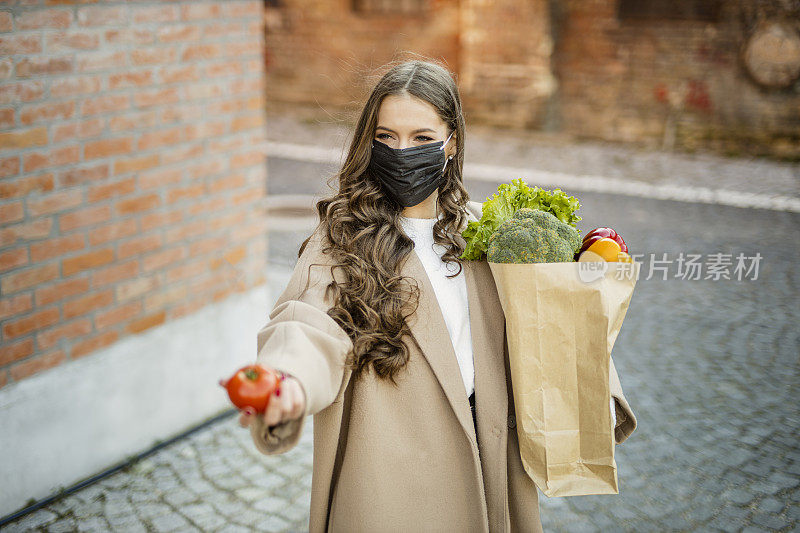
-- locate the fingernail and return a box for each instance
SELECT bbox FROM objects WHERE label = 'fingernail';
[275,388,281,397]
[244,408,254,416]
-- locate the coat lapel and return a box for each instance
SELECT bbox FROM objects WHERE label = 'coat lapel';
[399,208,510,531]
[401,246,477,444]
[399,213,507,451]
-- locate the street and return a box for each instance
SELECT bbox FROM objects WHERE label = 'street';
[5,141,798,532]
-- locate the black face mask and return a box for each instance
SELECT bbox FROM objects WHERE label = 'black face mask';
[368,131,454,207]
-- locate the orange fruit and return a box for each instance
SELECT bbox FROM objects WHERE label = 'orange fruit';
[585,238,622,262]
[577,250,605,262]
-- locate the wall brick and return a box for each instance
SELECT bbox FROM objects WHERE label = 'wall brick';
[108,70,153,90]
[23,144,81,173]
[2,263,59,294]
[86,219,136,245]
[0,218,53,246]
[126,310,165,334]
[118,234,161,259]
[142,246,184,272]
[3,307,60,339]
[0,13,13,33]
[0,338,34,367]
[76,6,127,28]
[63,289,113,319]
[0,81,46,105]
[62,248,114,277]
[0,108,13,129]
[94,301,141,330]
[29,234,85,262]
[46,30,101,53]
[77,50,128,73]
[59,205,111,232]
[131,5,180,25]
[20,101,75,126]
[0,294,33,321]
[137,125,184,150]
[0,34,43,55]
[35,278,90,307]
[71,331,117,359]
[0,174,54,198]
[84,137,133,160]
[58,162,109,187]
[50,75,102,98]
[0,1,267,384]
[0,157,21,179]
[9,350,66,381]
[80,94,130,118]
[0,247,28,273]
[27,189,83,217]
[36,319,92,350]
[15,56,73,78]
[116,275,158,302]
[112,153,159,175]
[16,9,72,30]
[116,193,159,215]
[0,126,48,151]
[0,202,24,225]
[131,46,179,66]
[87,176,135,202]
[91,260,137,287]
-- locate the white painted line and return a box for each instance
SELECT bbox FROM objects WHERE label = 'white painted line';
[266,216,318,231]
[264,142,800,213]
[265,142,345,164]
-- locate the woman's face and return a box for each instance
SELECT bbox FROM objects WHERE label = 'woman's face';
[374,93,456,158]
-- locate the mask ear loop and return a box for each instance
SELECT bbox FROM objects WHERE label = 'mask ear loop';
[440,130,454,150]
[441,130,455,172]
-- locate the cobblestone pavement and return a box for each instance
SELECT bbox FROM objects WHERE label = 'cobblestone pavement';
[4,113,799,531]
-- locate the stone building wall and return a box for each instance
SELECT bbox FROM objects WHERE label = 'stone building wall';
[262,0,800,158]
[552,0,800,156]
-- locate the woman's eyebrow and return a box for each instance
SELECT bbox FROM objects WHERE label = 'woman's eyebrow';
[375,126,436,134]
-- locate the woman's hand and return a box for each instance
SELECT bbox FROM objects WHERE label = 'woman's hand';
[236,373,306,429]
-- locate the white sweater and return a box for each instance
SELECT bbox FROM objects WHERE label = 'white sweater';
[399,214,475,397]
[398,214,616,427]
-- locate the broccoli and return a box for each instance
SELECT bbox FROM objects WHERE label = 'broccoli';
[487,208,581,263]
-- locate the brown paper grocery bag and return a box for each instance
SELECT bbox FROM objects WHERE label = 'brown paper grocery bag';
[489,260,640,497]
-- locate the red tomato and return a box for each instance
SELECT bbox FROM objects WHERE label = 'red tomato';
[220,364,280,413]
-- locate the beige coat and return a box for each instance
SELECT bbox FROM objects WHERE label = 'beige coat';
[249,201,637,533]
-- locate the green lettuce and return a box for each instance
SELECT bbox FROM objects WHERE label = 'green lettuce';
[461,179,582,261]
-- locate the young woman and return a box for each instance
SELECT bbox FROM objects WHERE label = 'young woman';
[235,59,637,532]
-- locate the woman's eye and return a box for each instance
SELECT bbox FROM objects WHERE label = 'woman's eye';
[416,135,434,142]
[376,133,392,140]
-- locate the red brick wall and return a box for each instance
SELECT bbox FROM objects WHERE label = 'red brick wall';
[0,1,267,387]
[263,0,461,109]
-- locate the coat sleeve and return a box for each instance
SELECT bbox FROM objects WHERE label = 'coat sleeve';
[249,227,354,456]
[609,355,637,444]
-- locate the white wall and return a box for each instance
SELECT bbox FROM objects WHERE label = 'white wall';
[0,276,288,518]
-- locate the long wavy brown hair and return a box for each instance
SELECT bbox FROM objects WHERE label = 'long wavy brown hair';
[298,59,470,384]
